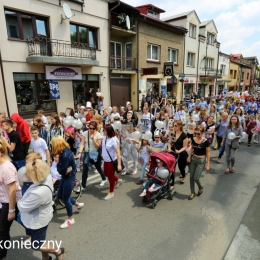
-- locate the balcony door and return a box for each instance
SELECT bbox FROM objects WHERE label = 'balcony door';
[125,43,132,69]
[110,42,122,69]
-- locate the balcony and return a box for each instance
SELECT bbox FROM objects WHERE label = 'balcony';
[110,12,136,36]
[26,37,99,66]
[110,56,137,71]
[200,67,222,78]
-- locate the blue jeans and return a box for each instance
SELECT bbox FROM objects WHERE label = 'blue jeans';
[140,162,147,180]
[58,175,76,217]
[217,135,225,159]
[82,152,105,188]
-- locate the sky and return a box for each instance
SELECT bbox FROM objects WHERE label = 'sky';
[129,0,260,61]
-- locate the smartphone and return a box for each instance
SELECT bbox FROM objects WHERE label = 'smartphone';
[67,166,72,172]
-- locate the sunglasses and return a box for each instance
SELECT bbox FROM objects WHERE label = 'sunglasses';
[89,128,95,130]
[194,132,201,136]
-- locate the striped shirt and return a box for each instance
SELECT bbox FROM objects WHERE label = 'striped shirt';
[0,160,22,203]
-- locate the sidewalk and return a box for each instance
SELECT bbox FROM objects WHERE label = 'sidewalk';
[224,183,260,260]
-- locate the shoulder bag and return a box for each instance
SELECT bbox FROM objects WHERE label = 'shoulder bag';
[231,129,239,149]
[105,138,124,173]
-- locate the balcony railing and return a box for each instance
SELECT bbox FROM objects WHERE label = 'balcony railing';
[27,37,96,60]
[201,67,222,77]
[110,56,136,70]
[110,12,136,32]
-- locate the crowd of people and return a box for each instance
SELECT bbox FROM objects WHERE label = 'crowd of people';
[0,90,260,259]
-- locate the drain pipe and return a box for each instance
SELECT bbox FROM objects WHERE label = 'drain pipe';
[0,51,10,117]
[108,0,120,106]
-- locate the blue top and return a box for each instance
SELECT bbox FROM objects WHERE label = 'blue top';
[246,102,258,111]
[199,101,208,108]
[151,141,165,148]
[57,148,77,179]
[216,119,229,138]
[188,103,194,112]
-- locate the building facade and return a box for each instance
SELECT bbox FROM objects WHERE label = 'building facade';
[0,0,109,118]
[136,4,186,106]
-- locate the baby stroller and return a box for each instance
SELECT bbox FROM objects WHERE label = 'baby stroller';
[142,152,178,209]
[52,179,82,212]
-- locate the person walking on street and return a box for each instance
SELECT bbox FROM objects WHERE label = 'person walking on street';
[50,136,84,229]
[102,124,122,200]
[221,115,242,174]
[187,125,210,200]
[0,139,22,260]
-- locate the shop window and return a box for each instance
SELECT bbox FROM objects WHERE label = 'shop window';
[70,23,98,49]
[5,9,49,40]
[147,44,160,61]
[14,73,56,117]
[73,74,100,109]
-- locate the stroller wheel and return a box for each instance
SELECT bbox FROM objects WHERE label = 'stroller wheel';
[152,200,158,209]
[142,196,148,203]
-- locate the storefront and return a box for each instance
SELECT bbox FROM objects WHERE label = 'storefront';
[183,83,194,97]
[197,84,205,98]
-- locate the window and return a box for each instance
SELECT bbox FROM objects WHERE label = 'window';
[168,48,178,63]
[5,9,48,40]
[205,58,214,69]
[110,41,122,69]
[234,70,237,79]
[73,74,99,110]
[147,10,159,19]
[220,64,226,75]
[207,33,214,45]
[189,24,196,38]
[247,73,249,80]
[14,73,56,117]
[187,52,195,67]
[230,70,233,77]
[241,72,244,80]
[147,44,160,61]
[70,24,97,49]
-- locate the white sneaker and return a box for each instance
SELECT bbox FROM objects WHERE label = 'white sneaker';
[100,178,107,187]
[60,218,75,229]
[132,169,137,175]
[115,179,122,188]
[75,186,86,193]
[94,169,98,173]
[76,203,84,212]
[256,141,259,144]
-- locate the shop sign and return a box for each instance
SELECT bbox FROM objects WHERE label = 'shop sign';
[45,66,82,80]
[49,81,60,99]
[142,67,158,76]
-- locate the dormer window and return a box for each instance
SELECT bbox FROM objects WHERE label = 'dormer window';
[147,10,159,19]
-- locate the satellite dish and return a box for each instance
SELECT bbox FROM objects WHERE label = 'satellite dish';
[126,15,130,30]
[61,3,75,24]
[63,3,73,19]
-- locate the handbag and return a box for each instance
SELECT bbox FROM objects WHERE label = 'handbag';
[105,138,124,173]
[231,141,239,149]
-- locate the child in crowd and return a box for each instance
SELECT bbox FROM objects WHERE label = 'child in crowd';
[0,111,8,139]
[246,115,256,146]
[120,124,139,175]
[254,114,260,144]
[136,136,150,185]
[110,106,120,121]
[38,109,48,127]
[59,112,66,124]
[102,109,110,124]
[186,116,196,140]
[30,126,50,165]
[75,128,83,170]
[149,130,165,151]
[97,96,104,115]
[139,158,164,196]
[51,154,62,184]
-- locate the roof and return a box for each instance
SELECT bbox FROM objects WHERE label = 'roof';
[200,20,211,27]
[139,13,187,34]
[109,1,140,14]
[232,54,243,58]
[219,52,230,58]
[161,10,193,21]
[200,19,218,33]
[135,4,165,13]
[230,59,252,69]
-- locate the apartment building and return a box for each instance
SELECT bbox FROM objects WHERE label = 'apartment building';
[136,4,187,105]
[0,0,109,118]
[163,11,220,98]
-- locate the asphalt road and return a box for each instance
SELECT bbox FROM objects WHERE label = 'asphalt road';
[8,143,260,260]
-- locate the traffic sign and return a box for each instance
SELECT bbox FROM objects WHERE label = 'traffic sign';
[179,74,185,78]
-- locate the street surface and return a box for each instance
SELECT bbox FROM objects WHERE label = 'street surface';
[7,143,260,260]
